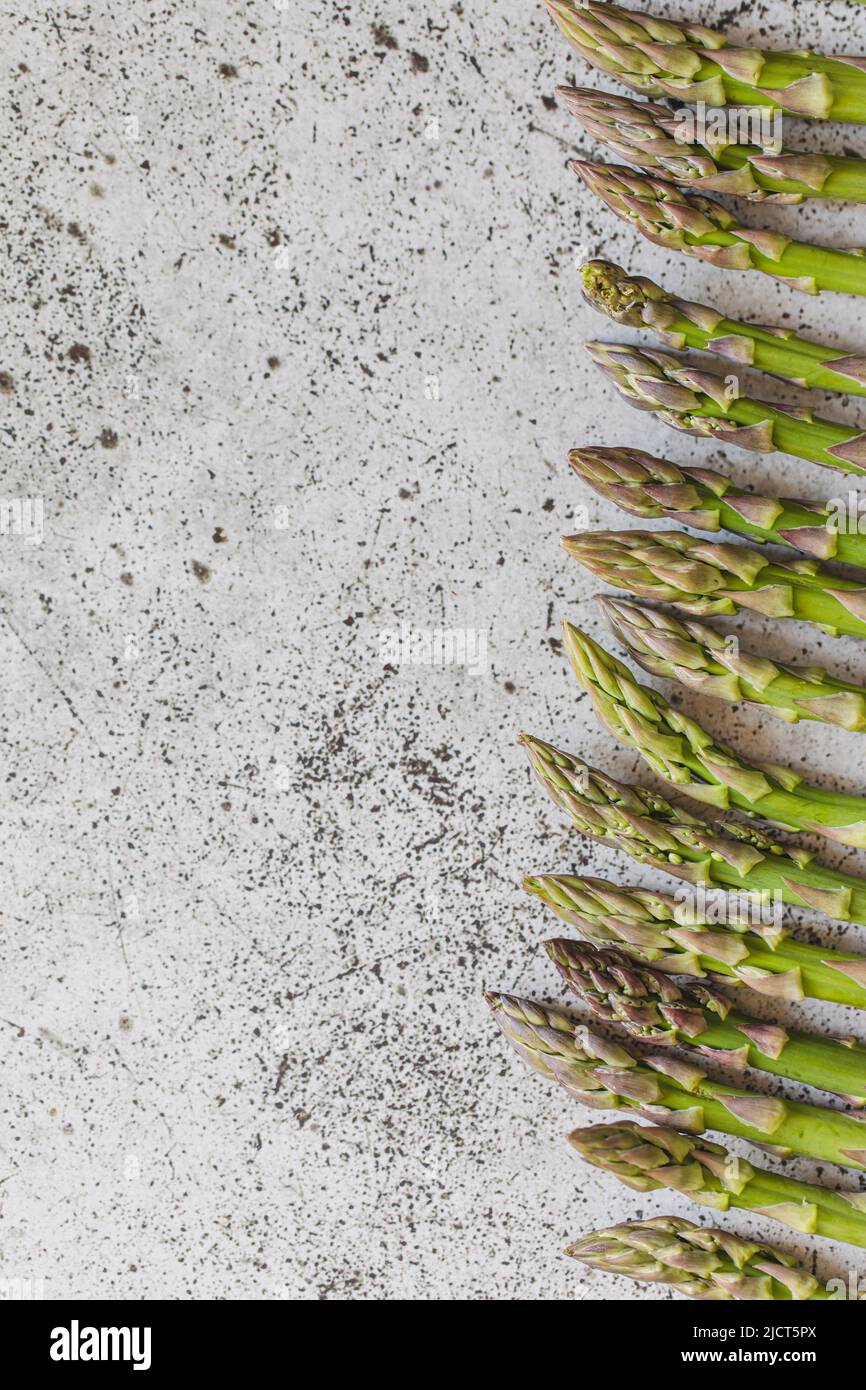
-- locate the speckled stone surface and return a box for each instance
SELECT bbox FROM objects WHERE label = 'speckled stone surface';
[3,0,866,1301]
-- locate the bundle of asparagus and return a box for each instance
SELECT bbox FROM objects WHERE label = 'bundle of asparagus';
[584,340,866,475]
[563,529,866,638]
[568,1121,866,1245]
[547,937,866,1099]
[558,87,866,203]
[579,260,866,395]
[524,873,866,1007]
[572,162,866,297]
[486,991,866,1167]
[545,2,866,122]
[566,1216,842,1300]
[521,732,866,929]
[569,447,866,566]
[601,595,866,732]
[485,0,866,1293]
[562,620,866,847]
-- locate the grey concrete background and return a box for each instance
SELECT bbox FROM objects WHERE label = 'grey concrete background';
[3,0,866,1300]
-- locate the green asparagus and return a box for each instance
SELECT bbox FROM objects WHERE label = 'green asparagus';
[573,161,866,297]
[562,529,866,638]
[602,595,866,732]
[585,340,866,476]
[566,1216,840,1300]
[569,446,866,566]
[563,620,866,848]
[546,2,866,124]
[568,1121,866,1246]
[525,873,866,1007]
[486,991,866,1168]
[559,87,866,203]
[579,260,866,396]
[521,732,866,929]
[547,937,866,1100]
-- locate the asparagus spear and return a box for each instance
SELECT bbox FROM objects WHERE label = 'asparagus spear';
[580,259,866,396]
[585,340,866,476]
[521,732,866,929]
[562,529,866,638]
[547,937,866,1100]
[562,620,866,848]
[602,595,866,732]
[569,446,866,567]
[566,1215,839,1300]
[545,2,866,124]
[524,873,866,1007]
[573,161,866,297]
[568,1120,866,1246]
[486,991,866,1168]
[559,87,866,204]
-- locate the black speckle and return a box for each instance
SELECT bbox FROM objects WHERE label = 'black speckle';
[410,51,429,73]
[68,343,92,366]
[191,559,211,584]
[266,355,280,370]
[212,527,228,544]
[504,681,516,694]
[372,22,398,49]
[99,428,119,449]
[120,572,133,586]
[542,497,554,512]
[541,94,557,110]
[67,221,87,243]
[218,233,236,249]
[219,63,239,78]
[0,372,13,394]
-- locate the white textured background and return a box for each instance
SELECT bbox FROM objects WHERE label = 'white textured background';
[3,0,866,1300]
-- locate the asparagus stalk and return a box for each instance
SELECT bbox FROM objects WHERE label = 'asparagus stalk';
[566,1215,839,1300]
[547,937,866,1100]
[524,873,866,1007]
[545,2,866,124]
[579,260,866,397]
[569,446,866,567]
[602,595,866,732]
[585,340,866,476]
[562,529,866,638]
[486,991,866,1169]
[559,87,866,204]
[573,161,866,297]
[568,1120,866,1247]
[521,732,866,929]
[562,620,866,848]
